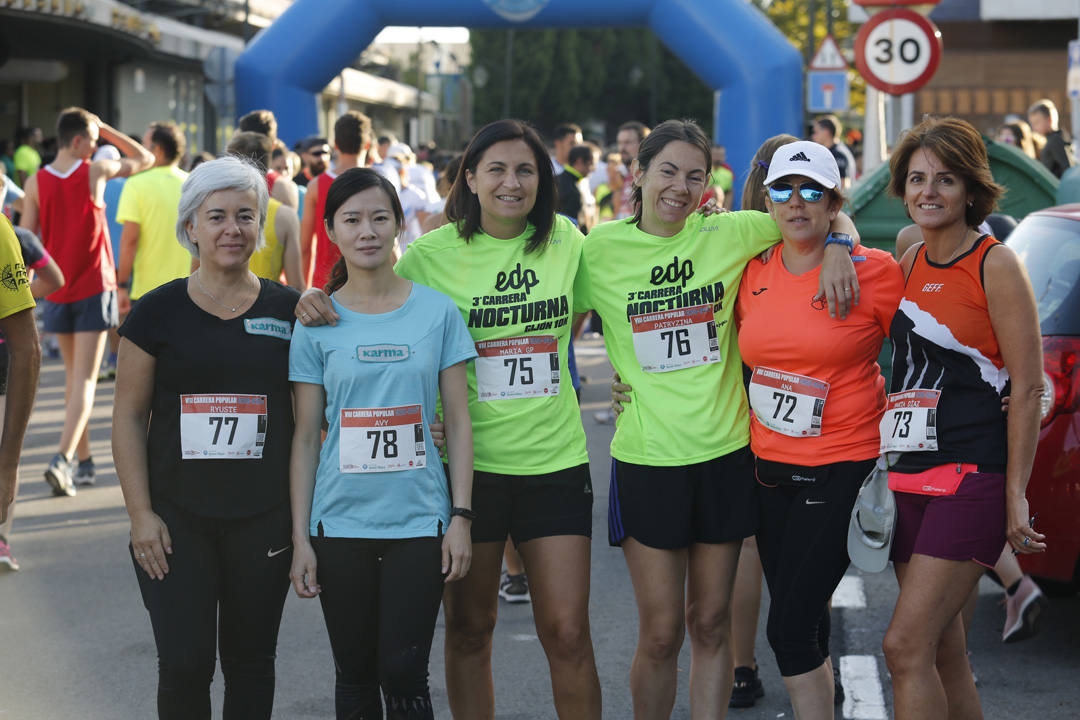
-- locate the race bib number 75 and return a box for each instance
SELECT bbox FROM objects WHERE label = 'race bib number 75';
[180,394,267,459]
[340,404,426,473]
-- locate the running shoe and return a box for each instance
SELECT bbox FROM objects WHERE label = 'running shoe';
[1002,575,1048,643]
[74,458,96,486]
[97,355,117,382]
[593,409,615,424]
[498,572,531,603]
[0,539,19,572]
[44,453,76,497]
[729,664,765,708]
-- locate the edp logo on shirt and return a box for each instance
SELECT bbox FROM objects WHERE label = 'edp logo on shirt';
[495,263,539,295]
[651,257,694,288]
[357,344,410,362]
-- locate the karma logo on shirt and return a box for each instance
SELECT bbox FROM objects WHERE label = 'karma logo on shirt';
[244,317,292,340]
[357,344,410,362]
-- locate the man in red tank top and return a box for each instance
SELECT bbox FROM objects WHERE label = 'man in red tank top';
[299,111,373,289]
[19,107,153,497]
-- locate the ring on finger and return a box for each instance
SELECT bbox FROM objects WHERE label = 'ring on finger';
[138,552,146,558]
[1023,536,1031,546]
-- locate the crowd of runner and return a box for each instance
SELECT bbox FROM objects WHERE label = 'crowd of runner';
[0,97,1061,720]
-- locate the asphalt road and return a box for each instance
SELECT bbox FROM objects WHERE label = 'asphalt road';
[2,337,1078,719]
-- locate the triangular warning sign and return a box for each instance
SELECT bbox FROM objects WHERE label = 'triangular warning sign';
[810,35,848,70]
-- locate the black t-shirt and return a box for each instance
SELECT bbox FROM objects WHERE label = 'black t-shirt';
[14,226,45,268]
[1040,129,1075,179]
[557,169,584,223]
[826,144,850,181]
[119,277,300,519]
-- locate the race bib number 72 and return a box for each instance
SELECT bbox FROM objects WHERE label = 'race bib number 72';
[180,394,267,459]
[748,368,829,437]
[340,404,426,473]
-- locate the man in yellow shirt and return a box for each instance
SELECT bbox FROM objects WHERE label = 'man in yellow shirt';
[0,215,41,570]
[115,122,191,314]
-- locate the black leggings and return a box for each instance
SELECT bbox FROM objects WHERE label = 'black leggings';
[755,458,874,677]
[133,498,292,719]
[311,533,445,720]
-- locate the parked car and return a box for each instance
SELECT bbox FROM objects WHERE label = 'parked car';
[1007,204,1080,592]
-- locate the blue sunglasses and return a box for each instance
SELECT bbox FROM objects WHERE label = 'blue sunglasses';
[768,181,826,204]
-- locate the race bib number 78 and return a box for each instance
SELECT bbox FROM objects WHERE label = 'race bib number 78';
[340,404,426,473]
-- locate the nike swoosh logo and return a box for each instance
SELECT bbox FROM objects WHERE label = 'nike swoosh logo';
[267,546,291,558]
[805,500,827,505]
[752,288,768,295]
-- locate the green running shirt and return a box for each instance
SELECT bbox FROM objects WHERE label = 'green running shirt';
[574,212,780,466]
[395,215,589,475]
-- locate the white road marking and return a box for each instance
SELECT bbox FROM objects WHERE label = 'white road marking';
[832,574,867,608]
[840,655,887,720]
[510,633,538,642]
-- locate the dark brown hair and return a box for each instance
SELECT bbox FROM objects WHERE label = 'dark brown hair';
[226,132,273,173]
[56,107,95,148]
[238,110,278,141]
[444,119,556,254]
[740,133,799,211]
[333,111,373,155]
[148,121,186,163]
[323,168,404,294]
[888,116,1003,228]
[631,119,711,224]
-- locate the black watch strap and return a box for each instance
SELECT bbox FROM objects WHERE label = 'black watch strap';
[450,506,477,521]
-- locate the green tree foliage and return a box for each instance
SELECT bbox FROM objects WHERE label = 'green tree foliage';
[753,0,866,117]
[470,27,713,143]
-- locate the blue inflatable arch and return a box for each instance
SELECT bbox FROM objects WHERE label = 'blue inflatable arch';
[235,0,802,206]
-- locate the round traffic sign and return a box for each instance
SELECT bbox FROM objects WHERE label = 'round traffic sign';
[855,8,942,95]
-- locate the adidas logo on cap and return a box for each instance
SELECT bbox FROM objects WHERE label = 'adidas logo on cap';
[789,151,811,162]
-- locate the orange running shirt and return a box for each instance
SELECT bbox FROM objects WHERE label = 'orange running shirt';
[888,236,1008,472]
[736,245,903,466]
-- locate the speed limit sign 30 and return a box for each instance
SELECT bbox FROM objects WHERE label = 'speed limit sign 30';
[855,8,943,95]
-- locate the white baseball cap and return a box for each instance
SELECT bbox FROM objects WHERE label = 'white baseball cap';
[763,140,841,190]
[847,458,896,573]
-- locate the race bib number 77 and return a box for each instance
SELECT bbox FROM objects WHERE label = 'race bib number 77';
[180,394,267,459]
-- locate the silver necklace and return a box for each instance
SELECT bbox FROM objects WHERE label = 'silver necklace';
[194,270,254,313]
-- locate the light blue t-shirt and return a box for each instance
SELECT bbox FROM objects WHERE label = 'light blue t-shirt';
[289,282,477,539]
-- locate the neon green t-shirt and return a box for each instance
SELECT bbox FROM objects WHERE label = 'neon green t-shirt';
[115,165,191,299]
[0,216,35,319]
[574,211,780,466]
[12,145,40,184]
[709,166,734,192]
[394,214,589,475]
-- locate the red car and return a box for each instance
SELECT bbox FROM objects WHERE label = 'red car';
[1007,204,1080,591]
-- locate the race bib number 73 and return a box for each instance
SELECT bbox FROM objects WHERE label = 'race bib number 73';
[879,389,940,453]
[180,394,267,459]
[340,404,426,473]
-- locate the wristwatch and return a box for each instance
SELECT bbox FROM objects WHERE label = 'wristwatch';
[825,232,855,253]
[450,506,477,521]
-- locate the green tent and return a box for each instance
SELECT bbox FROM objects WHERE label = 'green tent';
[847,138,1059,252]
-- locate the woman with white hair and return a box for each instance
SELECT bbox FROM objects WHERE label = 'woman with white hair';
[112,155,300,719]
